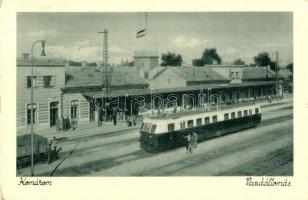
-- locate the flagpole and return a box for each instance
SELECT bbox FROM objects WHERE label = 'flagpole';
[145,12,148,52]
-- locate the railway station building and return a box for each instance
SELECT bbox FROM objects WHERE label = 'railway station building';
[17,52,288,133]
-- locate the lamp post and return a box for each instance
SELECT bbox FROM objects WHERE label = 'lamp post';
[150,88,154,114]
[30,40,46,176]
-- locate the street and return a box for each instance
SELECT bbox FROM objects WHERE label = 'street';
[17,99,293,176]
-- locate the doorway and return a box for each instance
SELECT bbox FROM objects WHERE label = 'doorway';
[50,101,59,127]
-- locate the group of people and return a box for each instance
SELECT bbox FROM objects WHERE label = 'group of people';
[184,131,198,154]
[56,116,77,131]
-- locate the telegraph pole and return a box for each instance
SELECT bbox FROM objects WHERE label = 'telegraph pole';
[275,51,279,96]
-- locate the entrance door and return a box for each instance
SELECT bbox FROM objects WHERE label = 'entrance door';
[50,101,59,127]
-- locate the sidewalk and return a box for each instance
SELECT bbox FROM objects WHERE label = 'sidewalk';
[18,121,141,141]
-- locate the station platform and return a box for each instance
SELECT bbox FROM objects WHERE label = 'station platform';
[16,94,293,142]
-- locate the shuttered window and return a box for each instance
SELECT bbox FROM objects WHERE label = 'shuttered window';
[26,76,38,88]
[43,76,54,88]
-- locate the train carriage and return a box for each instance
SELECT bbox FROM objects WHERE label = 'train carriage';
[139,104,261,152]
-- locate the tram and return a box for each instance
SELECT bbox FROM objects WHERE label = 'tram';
[139,104,261,152]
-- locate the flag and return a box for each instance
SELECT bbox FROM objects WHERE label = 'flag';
[136,29,146,38]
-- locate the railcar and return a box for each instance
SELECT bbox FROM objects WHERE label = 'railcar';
[139,104,261,152]
[17,133,48,168]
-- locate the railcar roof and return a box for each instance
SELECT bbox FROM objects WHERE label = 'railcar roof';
[148,103,259,121]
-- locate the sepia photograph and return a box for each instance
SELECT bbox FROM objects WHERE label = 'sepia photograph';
[15,12,293,177]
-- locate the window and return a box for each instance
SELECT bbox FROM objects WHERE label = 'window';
[244,110,248,116]
[27,103,38,124]
[26,76,38,88]
[249,109,252,115]
[187,120,194,128]
[43,76,54,88]
[180,121,185,129]
[255,108,259,114]
[231,112,236,119]
[224,113,229,120]
[197,118,202,126]
[204,117,210,124]
[238,111,242,118]
[141,123,152,132]
[150,125,157,133]
[71,100,79,119]
[212,115,217,123]
[168,123,175,132]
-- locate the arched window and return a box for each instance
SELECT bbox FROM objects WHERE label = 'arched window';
[27,103,38,124]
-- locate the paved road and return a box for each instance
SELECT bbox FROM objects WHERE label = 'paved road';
[17,100,293,176]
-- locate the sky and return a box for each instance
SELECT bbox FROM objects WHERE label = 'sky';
[17,12,293,66]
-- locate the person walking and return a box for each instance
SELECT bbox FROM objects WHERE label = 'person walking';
[183,132,194,154]
[113,114,117,126]
[192,131,198,148]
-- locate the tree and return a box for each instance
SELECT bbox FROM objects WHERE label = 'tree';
[161,52,183,66]
[233,59,245,65]
[253,52,272,67]
[286,63,293,73]
[192,48,222,66]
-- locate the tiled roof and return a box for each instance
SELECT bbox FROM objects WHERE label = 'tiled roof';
[242,67,276,80]
[64,66,148,88]
[169,67,230,82]
[83,81,276,98]
[278,68,292,78]
[17,58,66,66]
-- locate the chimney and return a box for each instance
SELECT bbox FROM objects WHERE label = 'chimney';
[22,53,30,60]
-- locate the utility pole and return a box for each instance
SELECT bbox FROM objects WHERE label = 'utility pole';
[275,51,279,96]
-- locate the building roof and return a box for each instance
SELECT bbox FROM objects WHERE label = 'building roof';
[17,58,66,67]
[242,67,276,80]
[64,66,148,88]
[169,67,230,82]
[278,68,292,78]
[83,81,275,98]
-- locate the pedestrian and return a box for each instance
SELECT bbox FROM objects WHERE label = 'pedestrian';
[183,132,194,154]
[47,141,52,164]
[192,131,198,148]
[113,114,117,126]
[51,136,58,153]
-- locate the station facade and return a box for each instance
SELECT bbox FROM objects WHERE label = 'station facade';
[17,51,287,133]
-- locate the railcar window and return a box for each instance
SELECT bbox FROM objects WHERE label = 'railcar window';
[150,125,157,133]
[238,111,242,118]
[204,117,210,124]
[231,112,235,119]
[244,110,248,116]
[167,123,175,132]
[224,113,229,120]
[249,109,252,115]
[212,115,217,123]
[142,123,152,132]
[197,118,202,126]
[187,120,194,128]
[255,108,259,114]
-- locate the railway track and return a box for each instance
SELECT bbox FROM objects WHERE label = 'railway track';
[17,101,293,176]
[42,109,292,176]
